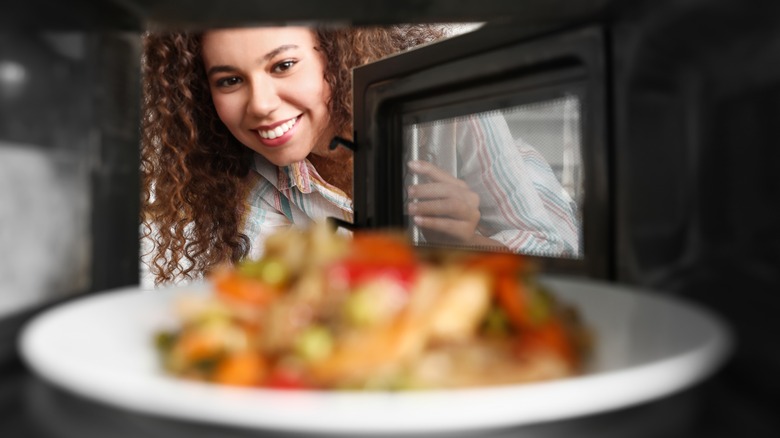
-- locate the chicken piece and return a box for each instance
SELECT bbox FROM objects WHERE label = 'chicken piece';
[309,267,445,385]
[428,269,491,343]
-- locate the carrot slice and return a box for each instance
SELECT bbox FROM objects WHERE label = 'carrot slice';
[494,274,528,330]
[466,252,526,275]
[349,232,416,266]
[177,331,221,362]
[213,352,267,387]
[517,319,575,365]
[212,269,279,307]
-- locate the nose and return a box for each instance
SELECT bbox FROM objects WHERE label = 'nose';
[246,76,280,117]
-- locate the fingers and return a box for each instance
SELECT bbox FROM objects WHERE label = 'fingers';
[412,216,477,241]
[407,160,466,187]
[407,190,480,242]
[407,182,479,224]
[407,197,479,219]
[406,160,481,242]
[407,182,475,201]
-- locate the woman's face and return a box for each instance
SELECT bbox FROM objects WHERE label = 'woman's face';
[201,27,332,167]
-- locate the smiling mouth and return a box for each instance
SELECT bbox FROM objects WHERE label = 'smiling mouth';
[256,116,299,140]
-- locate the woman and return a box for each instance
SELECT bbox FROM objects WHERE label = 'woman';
[141,25,455,285]
[141,25,579,287]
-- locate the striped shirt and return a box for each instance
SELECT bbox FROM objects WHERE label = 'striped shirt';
[242,154,353,259]
[459,112,580,257]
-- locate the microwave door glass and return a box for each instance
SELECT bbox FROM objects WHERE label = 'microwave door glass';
[402,94,584,260]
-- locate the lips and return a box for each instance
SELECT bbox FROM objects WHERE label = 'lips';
[254,116,299,147]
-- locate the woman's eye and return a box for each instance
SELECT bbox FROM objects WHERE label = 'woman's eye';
[272,60,297,73]
[215,76,242,88]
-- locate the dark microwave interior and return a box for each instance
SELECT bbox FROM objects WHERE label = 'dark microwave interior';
[2,0,780,435]
[352,24,608,278]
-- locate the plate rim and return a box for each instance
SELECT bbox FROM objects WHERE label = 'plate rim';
[17,277,733,435]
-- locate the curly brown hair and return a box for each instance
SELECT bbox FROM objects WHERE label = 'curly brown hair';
[141,25,446,285]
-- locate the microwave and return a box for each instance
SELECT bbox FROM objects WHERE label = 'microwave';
[2,0,780,433]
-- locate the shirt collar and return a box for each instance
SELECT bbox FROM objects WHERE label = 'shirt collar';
[252,154,313,193]
[251,153,351,204]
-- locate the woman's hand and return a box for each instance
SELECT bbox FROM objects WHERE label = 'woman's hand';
[406,160,481,243]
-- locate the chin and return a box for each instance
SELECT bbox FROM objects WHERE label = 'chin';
[265,150,311,168]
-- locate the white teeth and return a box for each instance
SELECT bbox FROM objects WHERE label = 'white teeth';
[257,117,297,140]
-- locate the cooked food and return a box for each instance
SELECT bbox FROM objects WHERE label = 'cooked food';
[154,223,592,390]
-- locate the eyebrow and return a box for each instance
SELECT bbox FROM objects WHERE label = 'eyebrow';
[206,44,300,77]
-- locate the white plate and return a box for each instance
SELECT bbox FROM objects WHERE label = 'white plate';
[18,276,732,436]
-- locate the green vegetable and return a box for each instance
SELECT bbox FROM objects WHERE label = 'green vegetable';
[238,257,290,287]
[154,331,177,353]
[294,326,334,363]
[526,283,553,326]
[482,306,510,336]
[343,288,380,326]
[192,356,222,375]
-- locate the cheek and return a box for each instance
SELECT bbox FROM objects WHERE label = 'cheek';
[309,79,332,121]
[319,77,332,109]
[211,94,243,128]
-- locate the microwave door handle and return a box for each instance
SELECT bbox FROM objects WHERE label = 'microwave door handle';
[326,217,362,232]
[329,136,356,151]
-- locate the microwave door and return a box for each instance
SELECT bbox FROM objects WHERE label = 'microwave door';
[352,24,608,277]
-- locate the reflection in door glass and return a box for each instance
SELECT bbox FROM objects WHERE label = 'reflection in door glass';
[403,95,583,259]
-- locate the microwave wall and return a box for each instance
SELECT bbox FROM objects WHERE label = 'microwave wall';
[613,0,780,417]
[0,32,140,321]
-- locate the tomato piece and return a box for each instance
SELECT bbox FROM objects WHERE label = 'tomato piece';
[328,259,418,291]
[328,232,418,290]
[265,369,310,390]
